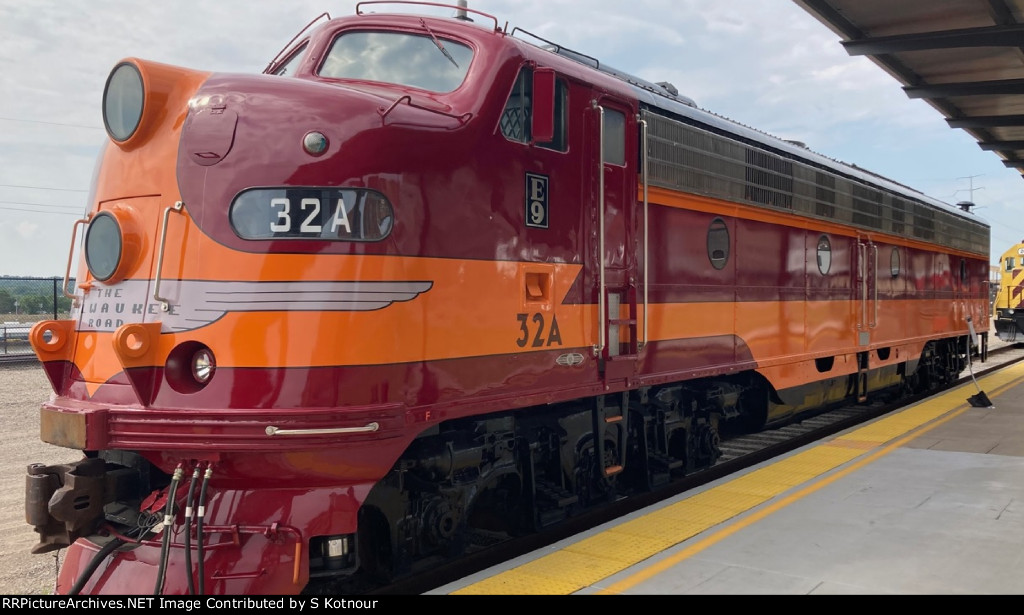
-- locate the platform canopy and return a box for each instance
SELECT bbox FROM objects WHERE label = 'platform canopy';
[795,0,1024,178]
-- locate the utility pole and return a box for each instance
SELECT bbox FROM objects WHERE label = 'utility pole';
[954,174,984,212]
[957,174,984,199]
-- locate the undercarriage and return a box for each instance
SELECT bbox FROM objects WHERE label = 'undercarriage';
[25,335,973,593]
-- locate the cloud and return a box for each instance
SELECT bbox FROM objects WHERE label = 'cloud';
[15,221,40,240]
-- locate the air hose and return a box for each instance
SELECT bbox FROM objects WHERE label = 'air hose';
[196,464,213,595]
[66,537,127,595]
[154,465,184,595]
[184,466,200,595]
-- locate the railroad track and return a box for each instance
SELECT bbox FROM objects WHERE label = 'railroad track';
[0,353,36,365]
[353,342,1024,596]
[718,343,1024,465]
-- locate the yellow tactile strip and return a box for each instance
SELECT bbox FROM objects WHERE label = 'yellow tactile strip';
[451,362,1024,595]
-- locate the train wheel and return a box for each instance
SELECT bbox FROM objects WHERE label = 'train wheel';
[572,438,617,509]
[689,419,721,470]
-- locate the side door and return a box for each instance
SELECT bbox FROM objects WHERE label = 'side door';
[587,94,639,386]
[856,235,878,347]
[853,235,877,400]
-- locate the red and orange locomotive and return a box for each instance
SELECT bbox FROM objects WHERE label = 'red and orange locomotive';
[26,2,990,594]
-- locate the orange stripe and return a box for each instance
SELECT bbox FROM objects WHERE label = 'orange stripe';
[70,294,984,392]
[647,185,987,259]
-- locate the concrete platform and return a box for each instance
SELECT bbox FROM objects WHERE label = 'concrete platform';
[431,341,1024,595]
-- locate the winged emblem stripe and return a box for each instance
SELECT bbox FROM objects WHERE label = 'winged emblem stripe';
[73,279,434,333]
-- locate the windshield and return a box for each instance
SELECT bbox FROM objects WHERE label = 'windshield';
[318,30,473,93]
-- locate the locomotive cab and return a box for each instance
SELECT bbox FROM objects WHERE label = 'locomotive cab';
[992,241,1024,342]
[25,4,632,593]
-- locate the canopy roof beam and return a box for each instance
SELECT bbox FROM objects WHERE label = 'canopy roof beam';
[843,24,1024,55]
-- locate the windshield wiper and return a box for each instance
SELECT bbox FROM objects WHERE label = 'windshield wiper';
[420,18,459,69]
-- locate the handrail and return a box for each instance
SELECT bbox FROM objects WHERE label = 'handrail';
[862,246,868,330]
[266,423,380,436]
[62,217,90,306]
[153,201,183,312]
[263,12,330,74]
[510,27,600,65]
[858,242,867,331]
[640,117,649,350]
[377,94,473,126]
[356,2,500,32]
[871,244,879,328]
[594,102,606,357]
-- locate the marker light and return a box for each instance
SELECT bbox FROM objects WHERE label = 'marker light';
[303,131,329,156]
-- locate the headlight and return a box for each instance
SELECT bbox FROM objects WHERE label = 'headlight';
[166,342,216,394]
[192,348,215,383]
[103,62,144,142]
[84,212,123,282]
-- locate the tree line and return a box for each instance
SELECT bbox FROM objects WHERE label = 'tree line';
[0,278,75,317]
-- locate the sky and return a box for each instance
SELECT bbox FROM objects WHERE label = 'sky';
[2,0,1022,277]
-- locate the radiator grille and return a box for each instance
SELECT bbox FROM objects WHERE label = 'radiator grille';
[642,110,989,255]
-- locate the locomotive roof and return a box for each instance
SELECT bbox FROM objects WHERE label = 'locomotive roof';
[278,5,985,229]
[514,33,984,228]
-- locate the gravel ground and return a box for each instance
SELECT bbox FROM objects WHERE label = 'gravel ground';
[0,363,80,595]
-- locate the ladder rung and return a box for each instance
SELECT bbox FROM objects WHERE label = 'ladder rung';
[606,354,638,362]
[608,319,636,325]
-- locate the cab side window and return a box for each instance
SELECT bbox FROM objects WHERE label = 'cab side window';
[272,43,308,77]
[500,67,568,151]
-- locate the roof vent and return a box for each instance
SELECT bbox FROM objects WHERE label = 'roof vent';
[656,81,679,96]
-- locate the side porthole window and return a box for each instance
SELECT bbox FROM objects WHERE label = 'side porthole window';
[707,218,730,270]
[890,247,900,277]
[816,235,831,275]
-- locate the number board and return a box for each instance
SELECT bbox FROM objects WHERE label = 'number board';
[525,173,549,229]
[230,188,393,241]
